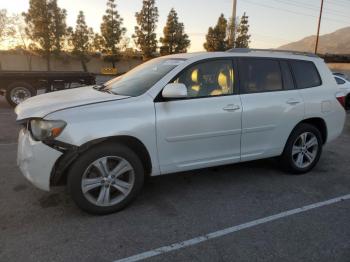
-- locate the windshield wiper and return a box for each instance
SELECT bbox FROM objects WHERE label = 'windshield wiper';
[102,89,115,94]
[93,84,107,91]
[93,84,119,95]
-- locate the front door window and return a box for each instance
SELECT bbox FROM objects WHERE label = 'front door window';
[172,60,235,98]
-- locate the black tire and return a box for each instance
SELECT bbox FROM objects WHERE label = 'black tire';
[67,143,144,215]
[5,82,37,107]
[346,94,350,110]
[281,123,323,174]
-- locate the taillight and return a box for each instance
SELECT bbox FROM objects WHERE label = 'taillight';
[336,93,346,108]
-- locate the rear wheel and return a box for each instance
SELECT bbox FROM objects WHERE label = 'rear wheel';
[6,82,37,107]
[281,123,323,174]
[67,143,144,215]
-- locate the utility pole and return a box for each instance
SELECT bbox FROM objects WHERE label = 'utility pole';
[230,0,237,48]
[315,0,324,54]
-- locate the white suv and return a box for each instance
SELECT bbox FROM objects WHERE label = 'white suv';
[16,49,346,214]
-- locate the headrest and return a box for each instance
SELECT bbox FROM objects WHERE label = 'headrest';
[265,73,281,90]
[191,69,199,83]
[218,71,228,87]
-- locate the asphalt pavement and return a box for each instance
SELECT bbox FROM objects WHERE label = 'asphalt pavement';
[0,95,349,262]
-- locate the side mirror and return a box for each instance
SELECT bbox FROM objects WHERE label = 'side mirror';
[162,83,188,99]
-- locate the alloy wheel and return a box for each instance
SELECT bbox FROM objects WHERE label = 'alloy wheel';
[292,132,319,169]
[81,156,135,207]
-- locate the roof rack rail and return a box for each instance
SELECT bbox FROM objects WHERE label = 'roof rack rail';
[226,48,319,58]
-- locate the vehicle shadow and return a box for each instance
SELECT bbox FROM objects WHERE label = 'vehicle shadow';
[0,98,19,144]
[35,158,283,216]
[135,158,283,205]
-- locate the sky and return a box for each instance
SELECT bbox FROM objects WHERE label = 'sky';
[1,0,349,51]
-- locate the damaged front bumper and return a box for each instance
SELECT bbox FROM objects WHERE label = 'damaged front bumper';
[17,128,62,191]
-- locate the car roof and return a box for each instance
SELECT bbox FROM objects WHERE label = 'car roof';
[333,72,346,76]
[163,49,323,62]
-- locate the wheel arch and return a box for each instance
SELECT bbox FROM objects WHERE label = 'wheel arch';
[289,117,328,146]
[5,80,38,90]
[50,135,153,187]
[280,117,326,174]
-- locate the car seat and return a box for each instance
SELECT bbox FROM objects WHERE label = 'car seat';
[210,69,233,96]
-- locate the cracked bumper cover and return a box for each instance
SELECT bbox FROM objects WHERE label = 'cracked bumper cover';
[17,128,63,191]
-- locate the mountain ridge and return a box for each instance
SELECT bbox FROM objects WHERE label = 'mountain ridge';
[278,27,350,54]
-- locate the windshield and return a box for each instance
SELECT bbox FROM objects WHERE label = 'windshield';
[103,58,185,96]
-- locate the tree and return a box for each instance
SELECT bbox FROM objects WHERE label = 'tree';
[23,0,52,70]
[119,37,130,52]
[92,33,105,53]
[0,9,16,69]
[69,11,93,72]
[159,8,190,55]
[0,10,6,43]
[100,0,126,68]
[11,14,34,70]
[235,12,251,48]
[0,9,14,43]
[133,0,159,60]
[49,0,67,54]
[203,14,228,52]
[23,0,67,70]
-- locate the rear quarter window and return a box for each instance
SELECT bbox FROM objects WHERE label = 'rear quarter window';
[290,60,322,89]
[335,77,346,85]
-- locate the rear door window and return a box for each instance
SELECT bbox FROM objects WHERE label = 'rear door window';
[239,58,283,93]
[290,60,322,88]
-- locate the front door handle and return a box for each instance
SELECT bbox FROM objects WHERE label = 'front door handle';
[223,104,240,112]
[286,99,302,105]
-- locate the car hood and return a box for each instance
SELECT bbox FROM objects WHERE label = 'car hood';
[15,86,130,120]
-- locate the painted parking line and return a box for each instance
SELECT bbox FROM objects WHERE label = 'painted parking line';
[114,194,350,262]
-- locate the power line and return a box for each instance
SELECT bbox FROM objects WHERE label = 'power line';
[271,0,350,18]
[326,0,350,7]
[244,0,318,17]
[271,0,319,12]
[290,0,350,12]
[244,0,350,25]
[253,33,292,42]
[286,0,319,9]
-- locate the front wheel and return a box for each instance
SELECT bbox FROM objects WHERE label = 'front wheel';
[67,143,144,215]
[281,124,323,174]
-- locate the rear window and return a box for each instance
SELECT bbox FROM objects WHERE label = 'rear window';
[239,58,283,93]
[290,60,321,88]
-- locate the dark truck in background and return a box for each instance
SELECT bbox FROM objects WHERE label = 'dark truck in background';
[0,71,96,107]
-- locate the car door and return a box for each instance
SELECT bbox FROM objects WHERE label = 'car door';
[238,58,305,161]
[155,59,242,174]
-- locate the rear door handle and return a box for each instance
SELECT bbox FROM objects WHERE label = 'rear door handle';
[286,99,302,105]
[223,104,240,112]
